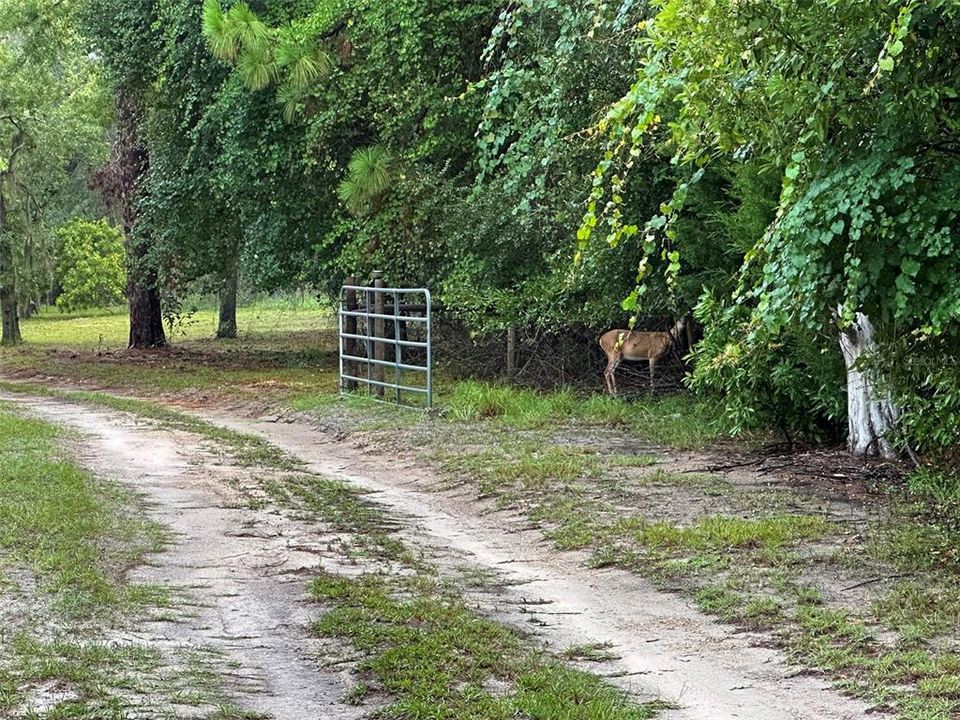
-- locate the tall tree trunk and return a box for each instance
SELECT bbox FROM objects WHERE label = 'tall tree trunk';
[216,252,239,339]
[128,248,166,349]
[0,184,21,346]
[0,285,21,346]
[839,312,899,459]
[92,89,165,349]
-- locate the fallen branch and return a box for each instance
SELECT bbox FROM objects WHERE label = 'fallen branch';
[840,573,911,592]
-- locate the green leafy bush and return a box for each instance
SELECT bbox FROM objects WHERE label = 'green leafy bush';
[879,333,960,461]
[55,219,126,312]
[689,291,845,442]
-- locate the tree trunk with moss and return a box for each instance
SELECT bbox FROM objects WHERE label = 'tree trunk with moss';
[0,136,23,346]
[0,279,21,347]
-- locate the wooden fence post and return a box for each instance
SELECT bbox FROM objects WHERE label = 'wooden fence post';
[344,275,357,391]
[506,325,517,378]
[372,270,385,396]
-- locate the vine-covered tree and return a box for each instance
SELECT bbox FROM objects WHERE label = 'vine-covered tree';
[82,0,167,349]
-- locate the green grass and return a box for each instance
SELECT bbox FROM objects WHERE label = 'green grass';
[561,642,621,663]
[0,385,667,720]
[310,572,666,720]
[4,305,728,453]
[17,297,332,349]
[0,405,166,618]
[419,411,960,718]
[632,514,829,552]
[0,395,308,718]
[10,307,960,718]
[444,380,725,448]
[0,404,174,717]
[0,382,299,470]
[447,443,597,498]
[871,581,960,646]
[2,299,339,401]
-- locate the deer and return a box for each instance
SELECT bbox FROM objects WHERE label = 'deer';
[599,316,689,396]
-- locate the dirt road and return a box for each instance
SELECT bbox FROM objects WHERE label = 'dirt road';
[8,393,875,720]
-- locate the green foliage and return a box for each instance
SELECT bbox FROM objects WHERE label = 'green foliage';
[203,0,334,118]
[576,0,960,442]
[0,0,109,342]
[689,291,846,441]
[55,219,126,312]
[337,146,393,216]
[450,0,668,332]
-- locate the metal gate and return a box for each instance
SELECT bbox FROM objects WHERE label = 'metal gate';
[338,282,433,408]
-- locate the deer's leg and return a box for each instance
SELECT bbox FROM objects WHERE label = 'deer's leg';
[648,357,657,391]
[604,356,620,396]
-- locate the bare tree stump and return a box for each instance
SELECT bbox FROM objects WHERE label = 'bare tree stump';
[839,311,899,459]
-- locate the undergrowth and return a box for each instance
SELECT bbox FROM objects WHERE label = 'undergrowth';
[443,380,727,448]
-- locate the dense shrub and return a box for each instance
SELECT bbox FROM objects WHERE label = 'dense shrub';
[55,220,126,312]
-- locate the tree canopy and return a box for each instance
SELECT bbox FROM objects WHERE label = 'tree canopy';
[0,0,107,344]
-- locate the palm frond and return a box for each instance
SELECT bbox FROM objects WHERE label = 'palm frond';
[276,80,304,122]
[337,178,361,212]
[350,146,393,197]
[226,3,271,54]
[276,33,333,90]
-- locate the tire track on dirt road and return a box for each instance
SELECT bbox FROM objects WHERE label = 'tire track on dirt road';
[202,410,876,720]
[6,394,363,720]
[8,391,875,719]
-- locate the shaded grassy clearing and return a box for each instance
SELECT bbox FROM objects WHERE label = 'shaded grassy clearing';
[3,304,730,450]
[0,405,260,720]
[1,387,670,719]
[16,298,332,349]
[2,301,340,403]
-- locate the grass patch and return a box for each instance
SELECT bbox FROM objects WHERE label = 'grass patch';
[0,382,299,470]
[872,582,960,646]
[2,300,339,401]
[633,514,829,552]
[0,401,288,719]
[0,404,184,717]
[451,444,597,498]
[16,298,332,350]
[444,380,725,448]
[310,571,666,720]
[561,642,621,663]
[0,405,165,618]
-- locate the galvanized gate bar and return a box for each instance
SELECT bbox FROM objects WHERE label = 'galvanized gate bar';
[338,284,432,408]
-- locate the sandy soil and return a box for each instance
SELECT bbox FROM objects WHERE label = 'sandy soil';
[206,409,876,720]
[6,392,877,720]
[7,395,363,720]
